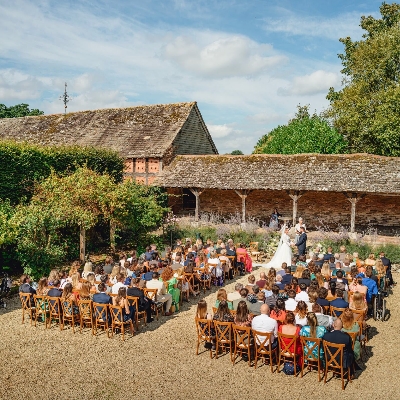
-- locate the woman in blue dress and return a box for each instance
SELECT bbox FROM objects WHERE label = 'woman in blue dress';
[300,312,327,363]
[269,208,282,229]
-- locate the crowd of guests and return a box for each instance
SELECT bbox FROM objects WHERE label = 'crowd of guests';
[196,246,396,375]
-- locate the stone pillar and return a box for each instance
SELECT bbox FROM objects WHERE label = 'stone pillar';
[189,188,204,222]
[344,193,366,233]
[288,190,304,226]
[234,190,252,223]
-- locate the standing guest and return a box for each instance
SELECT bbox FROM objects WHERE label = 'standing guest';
[300,312,327,362]
[127,278,153,324]
[269,208,282,230]
[379,252,396,287]
[285,289,297,311]
[234,300,253,327]
[146,272,173,316]
[270,298,287,324]
[295,227,307,256]
[252,304,278,349]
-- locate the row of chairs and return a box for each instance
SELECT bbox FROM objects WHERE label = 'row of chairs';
[195,318,353,390]
[19,292,156,340]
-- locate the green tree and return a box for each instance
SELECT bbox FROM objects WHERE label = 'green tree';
[0,103,44,118]
[230,150,244,155]
[327,2,400,156]
[253,105,348,154]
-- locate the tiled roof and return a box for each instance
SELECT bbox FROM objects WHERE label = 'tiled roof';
[0,102,210,158]
[155,153,400,194]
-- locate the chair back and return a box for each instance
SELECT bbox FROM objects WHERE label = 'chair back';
[93,302,109,323]
[352,309,365,325]
[322,305,330,315]
[20,292,33,309]
[214,320,232,343]
[330,306,346,318]
[195,317,212,341]
[61,297,75,318]
[300,336,321,363]
[212,307,217,315]
[109,304,124,323]
[252,329,274,351]
[48,296,61,316]
[78,299,93,321]
[346,331,358,349]
[232,324,252,349]
[33,294,47,311]
[249,242,259,252]
[143,288,157,302]
[323,340,345,371]
[278,332,297,357]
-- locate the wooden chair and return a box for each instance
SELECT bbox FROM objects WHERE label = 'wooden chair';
[19,292,35,325]
[195,317,213,358]
[178,276,189,305]
[330,307,346,318]
[184,273,199,293]
[61,298,79,333]
[300,336,323,381]
[252,330,277,372]
[323,340,352,390]
[232,324,253,367]
[277,332,299,376]
[207,262,219,286]
[322,305,330,315]
[346,331,358,350]
[227,256,236,276]
[248,242,261,261]
[351,309,368,359]
[195,267,211,293]
[93,302,110,338]
[109,305,134,341]
[47,297,63,330]
[212,307,217,315]
[78,299,94,334]
[143,288,163,320]
[33,295,48,327]
[214,321,233,360]
[127,296,147,330]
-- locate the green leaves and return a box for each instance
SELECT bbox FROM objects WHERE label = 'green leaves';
[253,105,348,155]
[0,103,44,118]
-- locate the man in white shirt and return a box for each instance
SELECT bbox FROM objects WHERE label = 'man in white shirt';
[251,304,278,348]
[227,283,243,302]
[285,289,297,311]
[146,272,173,316]
[295,283,310,302]
[111,273,127,294]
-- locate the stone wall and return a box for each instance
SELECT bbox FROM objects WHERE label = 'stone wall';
[168,188,400,234]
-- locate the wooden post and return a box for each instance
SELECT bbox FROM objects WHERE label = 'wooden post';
[189,188,204,222]
[235,190,252,223]
[79,226,86,263]
[288,190,304,226]
[344,193,366,233]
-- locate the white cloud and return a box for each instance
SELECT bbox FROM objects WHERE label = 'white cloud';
[208,124,234,138]
[164,35,287,78]
[264,11,372,40]
[0,69,44,101]
[278,70,340,96]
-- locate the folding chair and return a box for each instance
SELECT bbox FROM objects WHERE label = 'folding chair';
[323,340,352,390]
[109,304,134,341]
[300,336,323,381]
[214,321,233,360]
[93,302,110,338]
[253,330,277,372]
[232,324,253,367]
[47,297,63,330]
[78,299,94,334]
[195,317,213,358]
[277,332,299,376]
[19,292,35,325]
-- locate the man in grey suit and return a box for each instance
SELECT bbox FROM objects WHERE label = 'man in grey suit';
[232,288,253,311]
[249,291,266,316]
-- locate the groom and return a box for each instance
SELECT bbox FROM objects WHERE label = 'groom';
[296,227,307,256]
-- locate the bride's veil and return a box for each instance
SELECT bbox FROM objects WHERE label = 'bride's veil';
[278,224,287,246]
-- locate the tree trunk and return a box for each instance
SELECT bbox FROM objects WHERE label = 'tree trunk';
[110,220,116,252]
[79,226,86,263]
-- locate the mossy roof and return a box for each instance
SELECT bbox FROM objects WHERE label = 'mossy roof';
[154,153,400,194]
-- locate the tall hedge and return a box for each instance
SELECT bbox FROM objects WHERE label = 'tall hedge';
[0,141,124,204]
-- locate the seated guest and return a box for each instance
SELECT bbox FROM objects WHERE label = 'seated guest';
[112,273,127,294]
[213,300,234,323]
[161,266,181,312]
[326,281,337,301]
[285,289,297,311]
[270,298,286,323]
[232,288,252,310]
[316,287,330,308]
[293,265,305,279]
[47,279,62,298]
[294,300,308,326]
[82,262,93,279]
[227,283,243,302]
[349,276,368,297]
[48,269,60,286]
[281,267,293,285]
[330,289,349,316]
[61,283,79,314]
[142,265,155,282]
[295,283,309,302]
[245,274,257,293]
[361,271,378,304]
[277,263,287,276]
[323,318,355,375]
[275,274,284,290]
[331,270,348,291]
[341,308,361,360]
[256,272,267,289]
[112,287,135,332]
[71,272,82,292]
[312,303,333,329]
[19,274,36,303]
[146,272,173,316]
[216,288,234,310]
[252,304,278,349]
[300,312,327,362]
[234,300,253,327]
[127,278,153,323]
[323,246,334,261]
[332,261,344,277]
[349,291,367,313]
[103,256,114,274]
[291,277,300,294]
[36,277,49,296]
[218,249,232,278]
[262,279,273,298]
[307,290,318,312]
[79,281,92,300]
[298,269,311,287]
[92,282,111,304]
[265,285,280,308]
[315,254,324,268]
[278,311,302,364]
[249,291,266,315]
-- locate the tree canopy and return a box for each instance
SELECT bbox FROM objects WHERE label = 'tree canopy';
[230,150,244,155]
[0,103,44,118]
[327,2,400,156]
[253,105,348,155]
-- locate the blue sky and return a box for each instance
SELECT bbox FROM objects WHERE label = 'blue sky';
[0,0,383,153]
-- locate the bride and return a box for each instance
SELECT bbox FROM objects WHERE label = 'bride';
[266,225,293,269]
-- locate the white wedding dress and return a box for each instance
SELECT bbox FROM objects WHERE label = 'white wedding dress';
[266,228,293,269]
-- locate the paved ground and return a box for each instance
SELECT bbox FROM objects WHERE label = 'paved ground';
[0,267,398,400]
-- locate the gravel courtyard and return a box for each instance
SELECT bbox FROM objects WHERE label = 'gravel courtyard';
[1,267,399,400]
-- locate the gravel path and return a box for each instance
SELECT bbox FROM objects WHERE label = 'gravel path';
[1,267,399,400]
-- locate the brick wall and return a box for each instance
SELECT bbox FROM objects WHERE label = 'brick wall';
[168,188,400,233]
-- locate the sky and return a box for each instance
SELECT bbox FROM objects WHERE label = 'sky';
[0,0,384,154]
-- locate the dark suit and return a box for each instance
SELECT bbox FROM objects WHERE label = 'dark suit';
[296,233,307,256]
[316,298,330,307]
[381,256,394,285]
[323,330,354,370]
[92,292,112,304]
[126,287,152,322]
[281,274,293,286]
[330,298,349,316]
[47,287,62,312]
